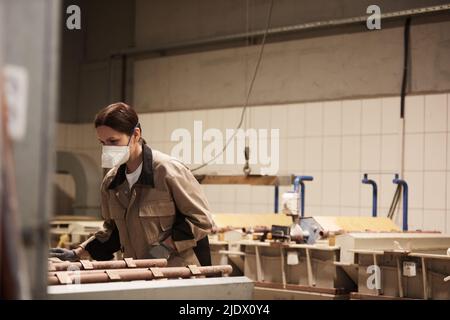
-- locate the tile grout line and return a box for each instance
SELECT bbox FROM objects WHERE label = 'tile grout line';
[422,96,426,229]
[446,94,449,233]
[320,102,324,215]
[380,99,384,211]
[339,101,343,216]
[359,99,363,216]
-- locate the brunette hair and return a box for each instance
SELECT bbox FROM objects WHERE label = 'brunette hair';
[94,102,145,143]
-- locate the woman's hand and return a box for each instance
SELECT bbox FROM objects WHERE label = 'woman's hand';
[49,248,79,261]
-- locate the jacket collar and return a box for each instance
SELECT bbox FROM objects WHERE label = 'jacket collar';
[108,144,155,190]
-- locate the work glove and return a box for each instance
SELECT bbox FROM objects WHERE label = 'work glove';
[148,242,175,260]
[49,248,79,262]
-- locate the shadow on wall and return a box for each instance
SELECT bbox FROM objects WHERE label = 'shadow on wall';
[54,173,75,215]
[55,151,103,217]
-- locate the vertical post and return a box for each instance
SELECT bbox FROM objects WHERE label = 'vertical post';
[402,184,409,231]
[274,185,279,213]
[396,256,404,298]
[2,0,61,298]
[255,245,263,282]
[280,247,286,289]
[421,257,428,300]
[305,248,315,287]
[294,176,313,218]
[300,182,305,217]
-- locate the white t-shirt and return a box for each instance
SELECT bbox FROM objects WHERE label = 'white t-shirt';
[126,162,143,189]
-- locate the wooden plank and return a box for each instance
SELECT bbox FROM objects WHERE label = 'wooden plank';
[208,240,229,245]
[55,272,72,285]
[333,216,400,232]
[195,174,293,186]
[80,260,94,270]
[333,261,357,266]
[380,249,411,254]
[287,243,340,251]
[409,252,450,260]
[124,258,137,268]
[104,270,121,281]
[240,241,271,247]
[239,240,339,251]
[350,292,417,300]
[255,281,349,295]
[348,249,385,255]
[212,214,292,230]
[188,265,202,276]
[217,250,245,256]
[253,287,349,300]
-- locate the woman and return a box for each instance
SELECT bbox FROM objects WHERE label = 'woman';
[50,102,214,267]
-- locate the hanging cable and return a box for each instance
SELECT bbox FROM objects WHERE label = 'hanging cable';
[389,17,411,221]
[388,185,401,220]
[191,0,275,172]
[400,17,411,119]
[243,0,252,176]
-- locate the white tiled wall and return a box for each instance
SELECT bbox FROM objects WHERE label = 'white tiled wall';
[57,93,450,233]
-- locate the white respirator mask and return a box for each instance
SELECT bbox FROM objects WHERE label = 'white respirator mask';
[101,145,130,168]
[101,124,138,168]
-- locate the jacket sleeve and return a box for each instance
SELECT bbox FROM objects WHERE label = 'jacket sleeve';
[165,160,215,252]
[79,176,121,260]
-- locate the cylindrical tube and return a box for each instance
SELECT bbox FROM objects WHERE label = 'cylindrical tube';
[49,258,167,271]
[48,265,233,285]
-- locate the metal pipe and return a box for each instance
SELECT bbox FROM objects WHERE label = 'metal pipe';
[294,176,314,218]
[48,258,167,272]
[120,54,127,102]
[392,174,409,231]
[48,265,233,285]
[110,4,450,58]
[274,185,279,213]
[362,173,378,217]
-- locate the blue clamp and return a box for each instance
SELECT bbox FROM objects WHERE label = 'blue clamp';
[362,173,378,217]
[293,176,314,218]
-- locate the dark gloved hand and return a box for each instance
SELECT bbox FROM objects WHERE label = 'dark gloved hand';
[148,243,174,260]
[49,248,79,261]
